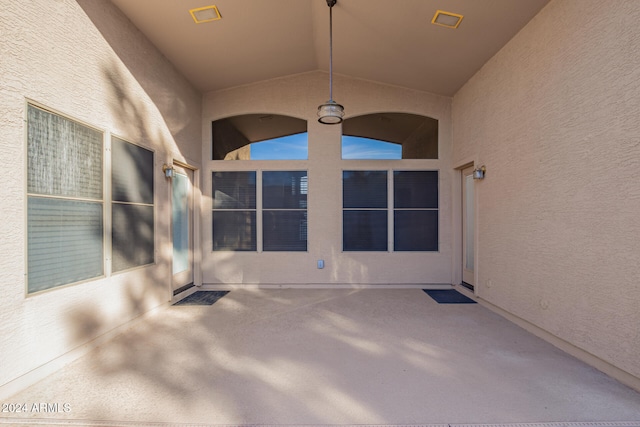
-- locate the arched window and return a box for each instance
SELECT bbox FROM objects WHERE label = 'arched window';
[212,114,307,160]
[342,113,438,160]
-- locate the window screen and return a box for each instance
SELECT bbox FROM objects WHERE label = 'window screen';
[262,171,307,251]
[111,137,153,204]
[27,105,104,293]
[212,171,307,251]
[212,211,257,251]
[111,137,155,272]
[343,171,388,251]
[112,204,154,271]
[341,170,439,252]
[212,171,257,251]
[343,210,388,251]
[27,106,103,199]
[213,171,256,209]
[27,198,104,293]
[393,171,438,251]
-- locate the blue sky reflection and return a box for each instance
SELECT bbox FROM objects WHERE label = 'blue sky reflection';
[342,136,402,160]
[250,132,308,160]
[249,133,402,160]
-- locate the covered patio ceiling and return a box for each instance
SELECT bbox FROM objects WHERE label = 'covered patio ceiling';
[110,0,550,96]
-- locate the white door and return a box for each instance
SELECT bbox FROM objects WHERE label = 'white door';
[462,166,475,288]
[172,164,194,292]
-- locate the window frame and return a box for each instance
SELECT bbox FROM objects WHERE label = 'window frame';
[342,170,389,252]
[393,170,439,252]
[24,101,160,295]
[211,170,258,251]
[262,170,308,252]
[211,114,309,161]
[211,169,309,252]
[110,135,156,274]
[341,168,439,253]
[25,102,107,295]
[341,113,439,160]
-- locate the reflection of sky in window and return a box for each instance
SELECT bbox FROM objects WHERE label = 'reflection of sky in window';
[250,133,308,160]
[342,136,402,159]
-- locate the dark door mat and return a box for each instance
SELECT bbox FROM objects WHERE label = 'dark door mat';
[423,289,477,304]
[173,291,229,306]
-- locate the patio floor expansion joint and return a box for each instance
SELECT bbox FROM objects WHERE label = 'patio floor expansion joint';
[1,420,639,427]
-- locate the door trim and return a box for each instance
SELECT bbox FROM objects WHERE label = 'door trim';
[170,160,201,300]
[454,160,478,295]
[461,165,475,290]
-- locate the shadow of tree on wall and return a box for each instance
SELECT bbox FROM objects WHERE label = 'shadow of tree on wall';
[76,0,200,155]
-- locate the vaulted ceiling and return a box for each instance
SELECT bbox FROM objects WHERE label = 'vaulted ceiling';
[110,0,549,96]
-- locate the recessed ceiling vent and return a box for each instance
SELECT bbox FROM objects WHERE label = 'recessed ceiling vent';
[190,5,221,24]
[432,10,463,29]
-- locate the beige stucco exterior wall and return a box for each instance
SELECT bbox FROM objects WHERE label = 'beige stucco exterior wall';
[202,72,452,286]
[0,0,201,397]
[452,0,640,381]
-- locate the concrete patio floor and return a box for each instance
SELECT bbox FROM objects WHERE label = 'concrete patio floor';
[2,289,640,426]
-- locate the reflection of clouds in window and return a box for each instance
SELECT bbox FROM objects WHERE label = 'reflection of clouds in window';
[250,133,308,160]
[342,136,402,160]
[212,114,308,160]
[341,113,438,160]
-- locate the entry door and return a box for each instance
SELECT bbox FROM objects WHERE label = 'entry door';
[462,166,475,289]
[172,164,194,291]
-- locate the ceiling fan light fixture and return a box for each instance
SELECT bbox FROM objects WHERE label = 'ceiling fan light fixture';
[317,0,344,125]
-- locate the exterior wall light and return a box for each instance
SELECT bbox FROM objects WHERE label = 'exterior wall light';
[473,165,486,180]
[162,164,174,178]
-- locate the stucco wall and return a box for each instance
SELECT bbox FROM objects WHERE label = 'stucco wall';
[0,0,201,395]
[202,72,452,286]
[452,0,640,380]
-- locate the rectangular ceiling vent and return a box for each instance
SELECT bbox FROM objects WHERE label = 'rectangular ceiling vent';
[190,5,221,24]
[432,10,463,29]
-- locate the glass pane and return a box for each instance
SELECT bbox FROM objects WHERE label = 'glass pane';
[112,203,154,272]
[212,171,256,209]
[342,136,402,160]
[172,172,189,274]
[343,210,387,251]
[343,171,388,208]
[27,105,103,199]
[394,171,438,208]
[28,197,103,293]
[342,113,438,159]
[394,210,438,251]
[465,174,475,270]
[250,133,308,160]
[263,211,307,251]
[263,171,308,209]
[213,211,256,251]
[112,137,154,204]
[212,114,307,160]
